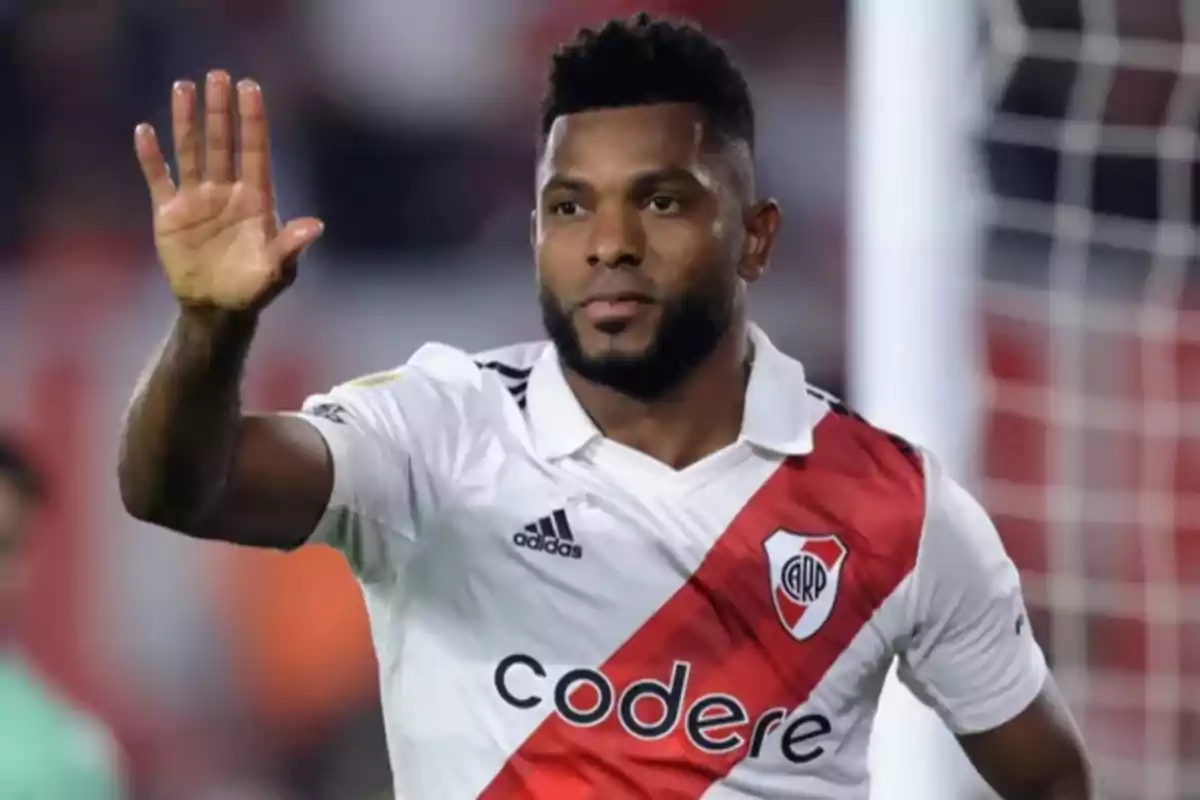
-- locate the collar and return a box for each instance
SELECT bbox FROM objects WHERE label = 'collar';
[525,324,816,461]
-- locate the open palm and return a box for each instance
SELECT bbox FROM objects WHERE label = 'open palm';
[134,71,323,312]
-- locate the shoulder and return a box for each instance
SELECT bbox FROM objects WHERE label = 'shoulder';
[804,385,921,475]
[471,340,547,374]
[798,385,927,565]
[304,340,549,423]
[469,340,547,409]
[802,384,924,499]
[916,455,1010,576]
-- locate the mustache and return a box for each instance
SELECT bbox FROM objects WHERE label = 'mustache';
[565,274,660,310]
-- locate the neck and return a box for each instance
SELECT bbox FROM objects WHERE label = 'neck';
[564,324,751,470]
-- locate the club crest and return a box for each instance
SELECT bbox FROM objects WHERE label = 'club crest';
[763,530,848,641]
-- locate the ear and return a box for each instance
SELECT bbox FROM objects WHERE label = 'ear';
[737,199,781,283]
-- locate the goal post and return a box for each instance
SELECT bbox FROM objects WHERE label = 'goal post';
[855,1,1200,797]
[849,1,993,797]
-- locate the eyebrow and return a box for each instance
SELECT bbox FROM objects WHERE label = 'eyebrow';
[540,167,708,195]
[541,175,589,195]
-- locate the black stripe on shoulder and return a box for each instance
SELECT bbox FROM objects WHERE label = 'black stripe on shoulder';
[476,360,530,409]
[806,386,917,459]
[476,361,533,380]
[806,386,866,424]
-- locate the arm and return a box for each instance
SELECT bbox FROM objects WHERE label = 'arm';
[895,455,1093,799]
[118,309,331,549]
[957,678,1091,799]
[119,70,325,548]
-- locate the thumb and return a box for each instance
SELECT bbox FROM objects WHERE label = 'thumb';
[271,216,324,264]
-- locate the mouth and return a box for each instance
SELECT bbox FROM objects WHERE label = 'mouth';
[579,292,656,327]
[582,291,655,306]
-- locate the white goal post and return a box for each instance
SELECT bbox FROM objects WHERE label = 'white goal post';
[850,1,994,798]
[855,1,1200,797]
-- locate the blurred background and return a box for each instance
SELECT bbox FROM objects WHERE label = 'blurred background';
[0,0,1194,798]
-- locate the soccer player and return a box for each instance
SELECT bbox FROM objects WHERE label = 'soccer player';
[0,437,125,798]
[120,14,1093,800]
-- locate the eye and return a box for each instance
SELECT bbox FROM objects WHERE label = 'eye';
[550,200,581,217]
[647,195,682,214]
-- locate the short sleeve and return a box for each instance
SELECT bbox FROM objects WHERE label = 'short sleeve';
[895,456,1049,734]
[294,348,468,583]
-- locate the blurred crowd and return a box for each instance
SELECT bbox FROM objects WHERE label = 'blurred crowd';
[0,1,847,282]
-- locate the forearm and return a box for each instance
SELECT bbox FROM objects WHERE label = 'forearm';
[979,759,1092,800]
[1029,764,1093,800]
[1003,774,1091,800]
[1046,780,1092,800]
[118,308,257,530]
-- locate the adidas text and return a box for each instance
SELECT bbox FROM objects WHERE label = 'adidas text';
[512,531,582,559]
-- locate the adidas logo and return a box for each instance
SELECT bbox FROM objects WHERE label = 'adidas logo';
[512,509,583,560]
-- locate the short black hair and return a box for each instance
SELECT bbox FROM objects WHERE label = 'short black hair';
[0,436,44,504]
[540,13,755,150]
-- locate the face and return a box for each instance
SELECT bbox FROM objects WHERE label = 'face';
[0,478,29,632]
[534,103,779,399]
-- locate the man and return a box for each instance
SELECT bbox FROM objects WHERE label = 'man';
[0,437,125,798]
[121,13,1093,799]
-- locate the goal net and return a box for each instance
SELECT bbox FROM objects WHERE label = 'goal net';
[978,1,1200,797]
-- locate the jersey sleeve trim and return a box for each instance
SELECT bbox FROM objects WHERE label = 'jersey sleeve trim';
[290,345,486,583]
[944,655,1048,735]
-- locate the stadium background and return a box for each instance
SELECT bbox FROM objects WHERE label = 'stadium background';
[0,1,1194,798]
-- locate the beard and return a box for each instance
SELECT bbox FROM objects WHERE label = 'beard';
[540,272,735,401]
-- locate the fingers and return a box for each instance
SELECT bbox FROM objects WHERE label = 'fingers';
[237,79,271,195]
[269,216,325,265]
[134,123,176,207]
[170,71,273,193]
[171,81,201,188]
[204,70,235,183]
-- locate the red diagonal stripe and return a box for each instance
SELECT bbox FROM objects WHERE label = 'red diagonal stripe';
[803,537,845,568]
[479,414,924,799]
[775,585,806,629]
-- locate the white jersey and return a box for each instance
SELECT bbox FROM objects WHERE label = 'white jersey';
[295,324,1047,800]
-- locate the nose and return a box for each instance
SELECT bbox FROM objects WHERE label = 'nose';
[586,203,644,269]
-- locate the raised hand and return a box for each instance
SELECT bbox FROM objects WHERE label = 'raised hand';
[134,70,323,313]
